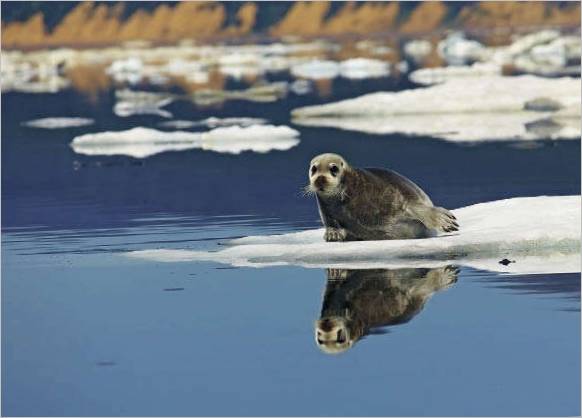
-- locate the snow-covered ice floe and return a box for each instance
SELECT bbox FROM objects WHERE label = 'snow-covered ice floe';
[126,196,581,274]
[158,117,267,129]
[409,63,502,85]
[290,58,390,80]
[292,75,581,142]
[22,117,95,129]
[70,125,299,158]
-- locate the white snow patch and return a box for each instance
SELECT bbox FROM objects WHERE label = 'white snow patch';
[70,125,299,158]
[293,112,580,142]
[339,58,390,79]
[159,117,267,129]
[291,60,340,80]
[22,117,94,129]
[126,196,581,274]
[409,63,502,85]
[292,75,581,142]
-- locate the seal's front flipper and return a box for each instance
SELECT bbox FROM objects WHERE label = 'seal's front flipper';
[407,205,459,233]
[324,227,348,242]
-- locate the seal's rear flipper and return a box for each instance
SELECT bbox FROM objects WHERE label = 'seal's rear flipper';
[407,205,459,233]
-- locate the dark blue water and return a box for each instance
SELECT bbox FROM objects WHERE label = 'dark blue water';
[2,76,580,416]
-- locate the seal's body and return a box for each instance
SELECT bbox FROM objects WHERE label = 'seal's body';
[315,266,459,354]
[307,153,458,242]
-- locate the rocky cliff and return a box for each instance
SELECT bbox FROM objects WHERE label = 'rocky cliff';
[2,1,580,50]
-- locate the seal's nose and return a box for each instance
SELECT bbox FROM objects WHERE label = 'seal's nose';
[314,176,327,189]
[319,318,333,331]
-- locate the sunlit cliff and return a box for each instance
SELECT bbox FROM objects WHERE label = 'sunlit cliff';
[2,1,580,50]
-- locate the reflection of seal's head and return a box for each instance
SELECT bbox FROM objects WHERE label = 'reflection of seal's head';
[315,316,354,354]
[308,153,348,197]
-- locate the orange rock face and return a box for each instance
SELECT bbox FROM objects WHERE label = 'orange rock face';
[1,1,580,50]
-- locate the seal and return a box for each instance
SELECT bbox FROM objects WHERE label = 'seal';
[306,153,458,241]
[315,266,459,354]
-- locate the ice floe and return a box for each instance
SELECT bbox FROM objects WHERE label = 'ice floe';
[113,89,176,118]
[292,75,581,142]
[158,117,267,129]
[290,58,390,80]
[70,125,299,158]
[409,62,502,85]
[126,196,581,274]
[403,39,432,63]
[339,58,390,79]
[438,32,485,65]
[22,117,94,129]
[291,60,340,80]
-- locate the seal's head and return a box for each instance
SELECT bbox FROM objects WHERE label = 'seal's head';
[315,316,354,354]
[307,153,348,198]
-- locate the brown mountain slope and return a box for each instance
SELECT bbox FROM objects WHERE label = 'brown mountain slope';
[1,1,580,50]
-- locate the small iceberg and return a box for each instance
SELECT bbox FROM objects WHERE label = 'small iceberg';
[126,196,581,274]
[438,32,485,65]
[292,75,581,142]
[22,117,94,129]
[113,89,176,118]
[339,58,390,79]
[70,125,300,158]
[409,63,501,85]
[291,60,340,80]
[158,117,267,130]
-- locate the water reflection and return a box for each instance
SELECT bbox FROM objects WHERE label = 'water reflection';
[315,266,459,354]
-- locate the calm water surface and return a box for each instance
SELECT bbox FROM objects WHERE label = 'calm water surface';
[2,76,580,416]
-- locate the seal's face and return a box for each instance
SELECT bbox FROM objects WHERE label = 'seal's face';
[315,316,354,354]
[308,153,347,198]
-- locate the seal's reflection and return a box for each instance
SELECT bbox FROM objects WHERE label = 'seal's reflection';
[315,266,459,354]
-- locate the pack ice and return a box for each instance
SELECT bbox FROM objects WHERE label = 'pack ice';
[70,125,300,158]
[127,196,581,274]
[292,75,581,142]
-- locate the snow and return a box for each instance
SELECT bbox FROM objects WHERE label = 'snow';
[403,39,432,62]
[339,58,390,79]
[409,63,501,85]
[126,196,581,274]
[438,32,485,65]
[22,117,94,129]
[292,75,581,142]
[293,112,580,142]
[290,58,390,80]
[291,60,340,80]
[159,117,267,129]
[70,125,299,158]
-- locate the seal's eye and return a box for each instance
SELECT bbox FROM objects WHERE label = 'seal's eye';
[329,165,339,177]
[311,166,317,176]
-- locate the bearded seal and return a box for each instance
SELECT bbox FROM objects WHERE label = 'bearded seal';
[315,266,459,354]
[306,153,458,242]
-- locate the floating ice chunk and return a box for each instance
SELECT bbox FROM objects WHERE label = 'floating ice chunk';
[106,57,143,85]
[403,39,432,62]
[157,120,199,129]
[158,117,266,130]
[292,75,581,141]
[293,76,580,117]
[114,101,173,118]
[22,117,94,129]
[127,196,581,274]
[410,63,501,85]
[164,59,209,84]
[339,58,390,79]
[291,60,340,80]
[505,30,561,58]
[438,32,485,65]
[294,113,580,142]
[70,125,299,158]
[113,89,176,118]
[290,79,312,95]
